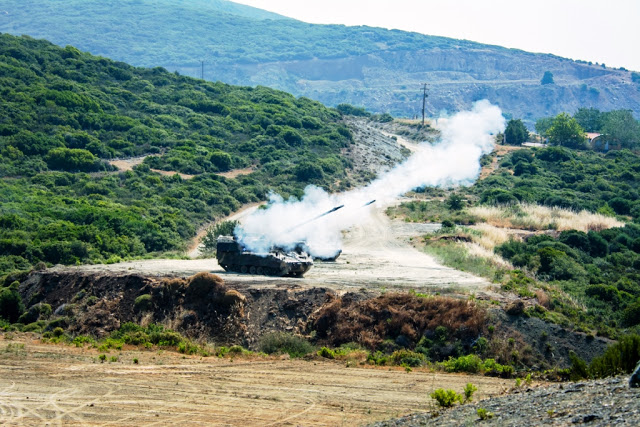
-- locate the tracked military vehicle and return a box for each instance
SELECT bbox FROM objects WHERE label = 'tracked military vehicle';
[215,202,367,276]
[216,236,313,277]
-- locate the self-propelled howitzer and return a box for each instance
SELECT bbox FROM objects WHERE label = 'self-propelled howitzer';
[216,235,312,277]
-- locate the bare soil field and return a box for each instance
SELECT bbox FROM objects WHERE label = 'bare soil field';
[0,334,513,426]
[108,156,255,181]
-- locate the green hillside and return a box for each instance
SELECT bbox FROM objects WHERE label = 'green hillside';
[1,0,638,120]
[0,0,466,68]
[0,33,352,275]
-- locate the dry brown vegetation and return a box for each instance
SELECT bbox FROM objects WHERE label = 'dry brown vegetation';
[311,293,485,350]
[469,204,624,232]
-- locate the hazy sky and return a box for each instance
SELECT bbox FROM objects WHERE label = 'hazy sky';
[234,0,640,71]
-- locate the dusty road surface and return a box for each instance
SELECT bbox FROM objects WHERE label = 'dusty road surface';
[60,205,488,292]
[0,335,512,426]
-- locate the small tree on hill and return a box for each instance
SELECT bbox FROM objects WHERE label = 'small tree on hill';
[504,119,529,145]
[548,113,586,149]
[541,71,554,85]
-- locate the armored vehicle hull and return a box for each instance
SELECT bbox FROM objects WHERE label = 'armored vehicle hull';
[216,236,313,277]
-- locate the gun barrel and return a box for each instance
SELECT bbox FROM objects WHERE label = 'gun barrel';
[362,200,376,207]
[286,204,345,232]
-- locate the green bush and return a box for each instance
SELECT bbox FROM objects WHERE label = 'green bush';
[390,349,428,367]
[258,332,313,358]
[589,335,640,378]
[318,346,336,359]
[430,389,462,408]
[133,294,153,312]
[477,408,494,420]
[0,288,25,323]
[441,354,483,373]
[463,383,477,402]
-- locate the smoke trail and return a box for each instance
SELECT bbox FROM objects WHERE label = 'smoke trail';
[236,100,505,257]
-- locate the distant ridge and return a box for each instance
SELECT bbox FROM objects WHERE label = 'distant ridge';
[1,0,639,121]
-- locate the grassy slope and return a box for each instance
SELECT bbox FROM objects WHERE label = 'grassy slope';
[392,146,640,337]
[2,0,637,120]
[0,0,476,68]
[0,33,352,275]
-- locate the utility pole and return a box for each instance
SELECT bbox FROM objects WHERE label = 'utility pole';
[421,83,429,126]
[200,60,204,80]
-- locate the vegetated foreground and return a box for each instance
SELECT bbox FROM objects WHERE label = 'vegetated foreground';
[373,376,640,426]
[0,334,512,426]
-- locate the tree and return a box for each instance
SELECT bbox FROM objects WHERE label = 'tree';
[547,113,586,149]
[504,119,529,145]
[535,117,554,138]
[209,150,232,171]
[573,108,604,132]
[0,288,25,323]
[541,71,554,85]
[601,110,640,149]
[446,193,464,211]
[294,161,323,181]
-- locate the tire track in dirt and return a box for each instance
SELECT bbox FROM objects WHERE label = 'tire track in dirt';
[0,337,516,426]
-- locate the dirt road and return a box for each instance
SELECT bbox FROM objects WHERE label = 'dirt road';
[62,204,488,292]
[0,335,512,426]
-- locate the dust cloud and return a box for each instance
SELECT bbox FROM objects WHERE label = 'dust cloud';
[235,100,505,257]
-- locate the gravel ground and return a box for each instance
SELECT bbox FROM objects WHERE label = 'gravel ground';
[370,376,640,426]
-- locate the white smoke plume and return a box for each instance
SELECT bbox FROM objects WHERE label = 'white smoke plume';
[235,100,505,257]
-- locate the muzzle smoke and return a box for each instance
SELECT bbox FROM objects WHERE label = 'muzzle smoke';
[235,100,505,257]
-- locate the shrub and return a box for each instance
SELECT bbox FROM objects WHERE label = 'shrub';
[318,346,336,359]
[99,354,107,362]
[259,332,313,358]
[622,301,640,326]
[569,351,590,381]
[463,383,478,402]
[0,288,25,323]
[446,193,465,211]
[477,407,494,420]
[390,349,428,367]
[17,302,52,324]
[430,389,462,408]
[202,220,239,252]
[441,354,483,373]
[186,272,225,300]
[133,294,153,312]
[589,335,640,378]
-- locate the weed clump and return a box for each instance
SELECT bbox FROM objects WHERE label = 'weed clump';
[259,332,313,358]
[430,389,462,408]
[185,272,225,301]
[477,407,494,420]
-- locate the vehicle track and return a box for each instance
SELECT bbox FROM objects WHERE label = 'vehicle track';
[0,337,513,426]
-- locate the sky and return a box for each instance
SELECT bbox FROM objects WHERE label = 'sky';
[234,0,640,72]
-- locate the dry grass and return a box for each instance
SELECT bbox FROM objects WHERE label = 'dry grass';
[463,242,513,270]
[469,203,624,232]
[470,223,513,250]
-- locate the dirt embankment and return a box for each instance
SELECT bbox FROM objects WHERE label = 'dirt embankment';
[17,269,610,368]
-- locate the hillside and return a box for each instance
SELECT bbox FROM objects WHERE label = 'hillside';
[1,0,639,121]
[0,33,353,275]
